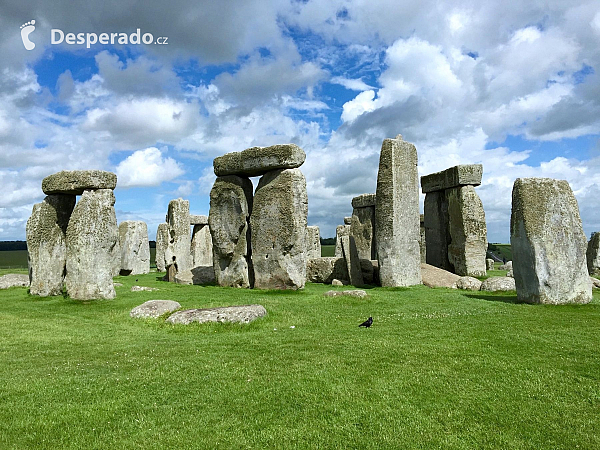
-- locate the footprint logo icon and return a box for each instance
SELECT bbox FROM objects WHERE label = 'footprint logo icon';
[20,20,36,50]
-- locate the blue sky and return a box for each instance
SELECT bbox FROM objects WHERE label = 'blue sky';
[1,0,600,242]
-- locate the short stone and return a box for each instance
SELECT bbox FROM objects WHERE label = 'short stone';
[323,289,367,299]
[213,144,306,177]
[486,258,495,270]
[130,300,181,319]
[189,215,208,225]
[421,263,460,289]
[130,286,158,292]
[42,170,117,195]
[166,304,267,325]
[420,164,483,194]
[331,279,344,286]
[0,274,30,289]
[499,261,513,271]
[351,193,376,209]
[455,276,482,291]
[174,266,216,285]
[480,277,516,292]
[306,257,348,284]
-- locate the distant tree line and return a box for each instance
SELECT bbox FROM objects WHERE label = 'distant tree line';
[320,237,335,245]
[0,241,27,251]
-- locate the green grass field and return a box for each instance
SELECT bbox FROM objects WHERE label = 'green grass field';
[0,250,28,269]
[321,244,335,257]
[0,271,599,449]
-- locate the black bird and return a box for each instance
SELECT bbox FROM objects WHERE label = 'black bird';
[359,317,373,328]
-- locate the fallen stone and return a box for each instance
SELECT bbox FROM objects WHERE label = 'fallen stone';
[213,144,306,177]
[335,224,351,257]
[65,189,118,300]
[421,164,483,194]
[42,170,117,195]
[480,277,516,292]
[174,266,216,285]
[306,257,348,284]
[130,285,158,292]
[420,263,460,289]
[0,274,30,289]
[130,300,181,319]
[306,226,321,259]
[189,214,208,225]
[351,204,376,260]
[351,193,376,209]
[191,223,213,268]
[251,168,308,290]
[119,221,150,276]
[342,235,364,287]
[375,135,421,286]
[155,223,169,272]
[165,198,191,272]
[455,276,482,291]
[209,175,253,288]
[486,258,495,270]
[166,304,267,325]
[511,178,591,304]
[26,194,75,296]
[323,289,367,299]
[587,232,600,275]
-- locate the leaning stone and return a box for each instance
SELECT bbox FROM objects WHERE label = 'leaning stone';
[130,300,181,319]
[350,204,376,260]
[166,304,267,325]
[42,170,117,195]
[0,274,30,289]
[26,194,75,296]
[375,135,421,286]
[174,266,216,285]
[119,221,150,276]
[420,263,460,289]
[306,226,321,259]
[155,223,169,272]
[251,168,308,290]
[480,277,516,292]
[189,214,208,225]
[511,178,592,304]
[323,290,367,299]
[486,258,495,270]
[165,198,191,272]
[455,276,482,291]
[420,164,483,194]
[65,189,118,300]
[191,223,213,268]
[130,286,158,292]
[344,216,352,225]
[335,224,351,257]
[209,176,253,288]
[213,144,306,177]
[342,235,364,287]
[587,232,600,275]
[306,257,348,284]
[351,193,376,209]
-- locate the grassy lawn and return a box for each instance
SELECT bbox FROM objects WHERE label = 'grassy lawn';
[321,244,335,257]
[0,272,598,449]
[0,250,28,269]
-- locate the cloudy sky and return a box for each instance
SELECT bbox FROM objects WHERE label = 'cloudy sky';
[1,0,600,242]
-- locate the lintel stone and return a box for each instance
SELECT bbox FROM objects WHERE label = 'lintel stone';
[421,164,482,193]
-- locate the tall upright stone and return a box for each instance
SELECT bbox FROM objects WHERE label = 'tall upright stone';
[165,198,191,272]
[587,232,600,275]
[191,223,213,267]
[335,225,351,257]
[209,176,253,288]
[26,194,75,296]
[419,214,426,263]
[155,223,168,272]
[119,220,150,275]
[375,135,421,286]
[251,168,308,289]
[424,191,451,270]
[511,178,592,304]
[65,189,118,300]
[350,193,376,261]
[306,226,321,259]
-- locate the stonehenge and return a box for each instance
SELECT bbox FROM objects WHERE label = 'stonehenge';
[335,224,351,257]
[422,164,487,277]
[191,219,213,268]
[350,194,376,261]
[511,178,591,304]
[165,198,191,272]
[118,220,150,275]
[306,226,321,259]
[155,223,168,272]
[587,232,600,275]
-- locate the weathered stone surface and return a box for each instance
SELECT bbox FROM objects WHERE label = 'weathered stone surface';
[419,214,426,263]
[455,276,482,291]
[350,205,376,260]
[332,279,344,286]
[306,257,348,284]
[166,304,267,325]
[42,170,117,195]
[65,189,118,300]
[26,194,75,296]
[480,277,516,292]
[587,232,600,275]
[511,178,592,304]
[420,263,460,289]
[507,269,514,278]
[424,191,451,271]
[486,258,495,270]
[499,261,512,271]
[421,164,483,194]
[335,225,351,257]
[165,198,191,272]
[130,300,181,319]
[591,277,600,289]
[174,266,216,285]
[375,135,421,286]
[306,226,321,259]
[0,274,30,289]
[118,221,150,276]
[324,289,367,299]
[447,186,487,277]
[359,259,376,285]
[351,193,376,209]
[130,286,158,292]
[189,215,208,225]
[209,176,253,288]
[164,263,177,282]
[191,224,213,268]
[344,216,352,225]
[213,144,306,177]
[251,169,308,290]
[342,235,364,287]
[155,223,168,272]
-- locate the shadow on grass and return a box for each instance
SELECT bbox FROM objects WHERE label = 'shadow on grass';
[464,292,522,304]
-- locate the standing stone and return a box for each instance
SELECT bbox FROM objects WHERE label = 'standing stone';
[511,178,592,304]
[155,223,168,272]
[191,223,213,267]
[119,220,150,275]
[65,189,118,300]
[209,175,253,288]
[350,194,377,261]
[419,214,426,263]
[335,225,351,257]
[486,258,495,271]
[375,135,421,286]
[251,169,308,289]
[587,232,600,275]
[341,235,364,287]
[446,186,487,277]
[424,191,451,271]
[26,194,75,296]
[165,198,191,273]
[306,226,321,259]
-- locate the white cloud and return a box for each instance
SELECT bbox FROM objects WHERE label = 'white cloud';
[115,147,184,187]
[330,76,374,91]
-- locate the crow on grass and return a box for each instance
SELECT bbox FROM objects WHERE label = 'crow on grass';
[359,317,373,328]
